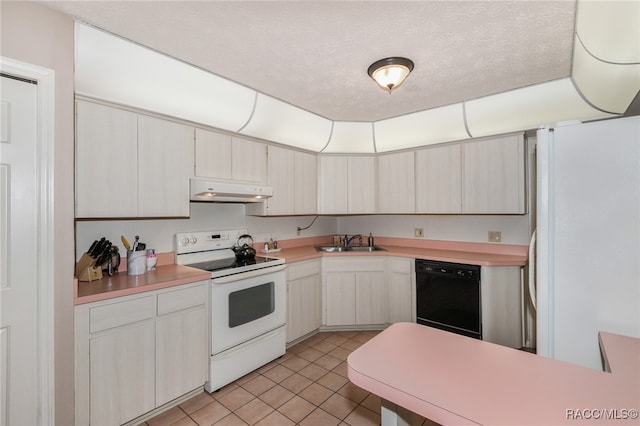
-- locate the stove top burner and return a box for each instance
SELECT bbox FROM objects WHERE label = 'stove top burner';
[187,256,280,273]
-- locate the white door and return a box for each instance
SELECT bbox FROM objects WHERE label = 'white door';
[0,75,39,425]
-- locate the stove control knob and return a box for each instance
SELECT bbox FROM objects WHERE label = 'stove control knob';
[181,237,190,246]
[190,236,198,244]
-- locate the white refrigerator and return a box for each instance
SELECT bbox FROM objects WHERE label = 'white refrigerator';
[536,115,640,370]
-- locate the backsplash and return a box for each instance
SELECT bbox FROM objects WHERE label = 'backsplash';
[76,203,531,260]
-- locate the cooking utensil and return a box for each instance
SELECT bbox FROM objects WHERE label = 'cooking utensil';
[232,234,256,261]
[121,235,131,251]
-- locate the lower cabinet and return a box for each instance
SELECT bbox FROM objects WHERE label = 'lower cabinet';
[287,259,322,343]
[323,257,387,327]
[387,258,414,323]
[75,281,208,426]
[481,266,523,348]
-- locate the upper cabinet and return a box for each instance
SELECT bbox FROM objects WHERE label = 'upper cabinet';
[194,128,266,185]
[377,151,415,213]
[415,134,526,215]
[318,155,376,215]
[416,144,462,213]
[75,100,193,218]
[247,145,317,216]
[462,134,526,214]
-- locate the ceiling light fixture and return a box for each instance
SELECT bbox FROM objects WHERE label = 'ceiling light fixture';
[367,57,414,93]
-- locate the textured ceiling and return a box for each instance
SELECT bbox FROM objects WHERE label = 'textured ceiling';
[43,1,576,122]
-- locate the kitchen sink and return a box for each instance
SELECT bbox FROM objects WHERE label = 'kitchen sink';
[346,246,386,252]
[315,246,348,252]
[315,245,386,253]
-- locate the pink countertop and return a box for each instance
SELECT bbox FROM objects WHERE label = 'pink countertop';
[347,322,640,425]
[75,237,527,305]
[260,236,528,267]
[74,254,210,305]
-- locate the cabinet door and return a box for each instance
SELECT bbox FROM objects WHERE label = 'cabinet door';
[288,276,322,342]
[318,156,348,214]
[194,128,232,180]
[416,144,462,213]
[325,272,356,326]
[75,101,138,218]
[138,115,194,217]
[156,306,207,405]
[89,320,155,425]
[348,156,376,214]
[294,151,318,214]
[463,134,525,214]
[387,258,414,323]
[355,272,386,325]
[232,137,266,184]
[266,145,295,215]
[377,151,415,213]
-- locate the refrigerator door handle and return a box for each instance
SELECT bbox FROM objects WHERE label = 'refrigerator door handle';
[528,229,537,311]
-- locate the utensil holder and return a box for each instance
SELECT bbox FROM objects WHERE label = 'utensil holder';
[127,250,146,276]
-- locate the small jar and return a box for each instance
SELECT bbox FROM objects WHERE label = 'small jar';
[146,249,157,271]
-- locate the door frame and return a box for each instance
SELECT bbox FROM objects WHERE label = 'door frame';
[1,56,55,424]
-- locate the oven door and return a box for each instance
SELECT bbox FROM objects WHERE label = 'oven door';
[210,265,286,355]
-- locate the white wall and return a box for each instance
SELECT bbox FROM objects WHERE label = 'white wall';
[77,203,530,259]
[338,214,531,245]
[76,203,339,258]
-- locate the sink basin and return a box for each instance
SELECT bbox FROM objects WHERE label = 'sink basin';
[315,245,386,253]
[346,246,386,252]
[315,246,348,252]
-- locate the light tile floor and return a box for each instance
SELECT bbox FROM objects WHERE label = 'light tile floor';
[143,330,433,426]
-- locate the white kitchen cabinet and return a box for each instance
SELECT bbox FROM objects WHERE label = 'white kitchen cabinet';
[294,150,318,215]
[415,144,462,213]
[75,281,208,425]
[75,100,138,218]
[348,156,376,214]
[247,145,317,216]
[138,115,194,217]
[355,272,386,324]
[287,260,322,343]
[377,151,415,213]
[463,134,526,214]
[323,257,387,327]
[481,266,523,348]
[155,285,208,406]
[75,100,194,218]
[387,258,414,324]
[194,128,232,180]
[325,272,357,326]
[318,156,348,214]
[318,155,376,214]
[195,128,267,184]
[89,316,155,425]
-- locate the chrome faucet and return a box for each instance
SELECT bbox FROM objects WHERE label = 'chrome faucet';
[345,234,363,247]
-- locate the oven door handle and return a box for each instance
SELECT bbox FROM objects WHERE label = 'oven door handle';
[211,264,287,284]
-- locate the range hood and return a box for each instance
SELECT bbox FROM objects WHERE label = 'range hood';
[190,179,273,203]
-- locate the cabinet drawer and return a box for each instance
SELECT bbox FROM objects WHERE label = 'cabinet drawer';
[287,260,321,281]
[157,283,207,316]
[389,258,412,274]
[90,295,155,333]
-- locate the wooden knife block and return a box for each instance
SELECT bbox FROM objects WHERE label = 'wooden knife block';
[75,253,103,282]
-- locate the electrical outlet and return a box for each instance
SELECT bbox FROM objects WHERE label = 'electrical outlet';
[414,228,424,238]
[488,231,502,243]
[296,227,301,236]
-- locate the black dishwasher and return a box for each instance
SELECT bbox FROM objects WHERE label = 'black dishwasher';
[415,259,481,339]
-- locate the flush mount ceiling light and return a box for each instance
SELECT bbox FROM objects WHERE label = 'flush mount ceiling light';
[367,57,415,93]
